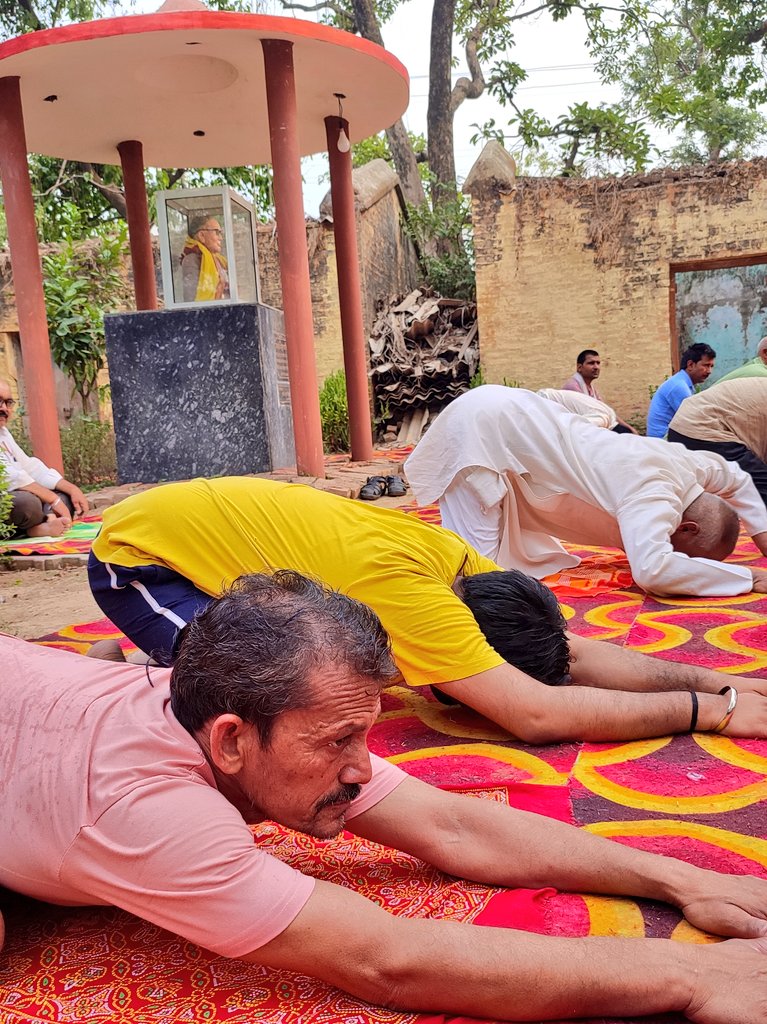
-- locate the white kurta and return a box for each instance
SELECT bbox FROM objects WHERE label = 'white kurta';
[405,386,767,597]
[0,427,61,491]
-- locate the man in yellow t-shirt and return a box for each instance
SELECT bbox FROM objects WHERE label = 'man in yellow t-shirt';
[89,477,767,744]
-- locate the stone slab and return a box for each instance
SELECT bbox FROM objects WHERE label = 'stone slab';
[104,302,294,483]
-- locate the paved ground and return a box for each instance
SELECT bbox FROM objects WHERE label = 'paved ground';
[0,454,413,639]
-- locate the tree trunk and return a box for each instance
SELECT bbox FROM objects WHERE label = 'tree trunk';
[427,0,458,204]
[350,0,426,207]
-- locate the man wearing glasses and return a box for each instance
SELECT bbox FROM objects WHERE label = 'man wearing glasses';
[0,379,89,537]
[181,214,230,302]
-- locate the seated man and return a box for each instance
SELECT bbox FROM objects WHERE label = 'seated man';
[0,378,89,537]
[715,336,767,383]
[405,385,767,600]
[562,349,603,399]
[647,342,716,438]
[2,578,767,1023]
[668,378,767,508]
[560,350,636,433]
[89,474,767,744]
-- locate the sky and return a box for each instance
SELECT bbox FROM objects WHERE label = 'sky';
[300,2,623,213]
[131,0,622,215]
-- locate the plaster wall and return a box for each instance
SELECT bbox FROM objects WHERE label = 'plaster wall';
[468,159,767,420]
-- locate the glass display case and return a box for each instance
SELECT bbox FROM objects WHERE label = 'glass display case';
[156,186,260,308]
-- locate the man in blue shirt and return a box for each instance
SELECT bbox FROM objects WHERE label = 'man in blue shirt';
[647,343,716,438]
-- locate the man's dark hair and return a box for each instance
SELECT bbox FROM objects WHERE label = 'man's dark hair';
[170,571,397,745]
[576,349,599,366]
[681,342,715,367]
[461,570,570,685]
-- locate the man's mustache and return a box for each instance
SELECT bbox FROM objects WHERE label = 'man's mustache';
[315,782,361,811]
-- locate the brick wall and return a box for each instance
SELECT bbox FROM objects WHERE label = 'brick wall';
[257,186,419,383]
[466,155,767,420]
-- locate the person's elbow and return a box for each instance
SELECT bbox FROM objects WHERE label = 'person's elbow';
[506,702,576,745]
[630,564,678,597]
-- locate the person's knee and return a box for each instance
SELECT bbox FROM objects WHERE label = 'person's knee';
[9,491,45,532]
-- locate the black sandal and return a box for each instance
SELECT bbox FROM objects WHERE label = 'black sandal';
[385,475,408,497]
[359,476,388,500]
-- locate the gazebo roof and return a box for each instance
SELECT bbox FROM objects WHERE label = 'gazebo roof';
[0,10,409,167]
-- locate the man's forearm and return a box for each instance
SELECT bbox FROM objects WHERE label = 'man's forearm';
[568,632,729,694]
[752,531,767,557]
[356,779,693,901]
[253,879,696,1020]
[18,481,58,504]
[438,662,730,743]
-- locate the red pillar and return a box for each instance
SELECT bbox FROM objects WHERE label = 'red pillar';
[117,140,157,311]
[262,39,325,478]
[325,115,374,462]
[0,77,63,472]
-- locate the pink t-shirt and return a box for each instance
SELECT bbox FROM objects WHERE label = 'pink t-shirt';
[0,635,406,957]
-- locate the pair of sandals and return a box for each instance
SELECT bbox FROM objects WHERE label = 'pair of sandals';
[359,474,408,500]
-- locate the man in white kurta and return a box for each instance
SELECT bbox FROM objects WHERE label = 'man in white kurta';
[405,386,767,597]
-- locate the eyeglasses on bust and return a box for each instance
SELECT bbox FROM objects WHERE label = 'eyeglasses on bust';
[0,397,16,409]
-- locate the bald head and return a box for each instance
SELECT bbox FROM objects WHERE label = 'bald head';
[670,493,740,562]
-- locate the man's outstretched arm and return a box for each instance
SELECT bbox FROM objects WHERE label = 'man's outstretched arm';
[350,776,767,941]
[248,779,767,1021]
[249,880,767,1022]
[250,879,738,1021]
[433,662,767,743]
[567,631,767,698]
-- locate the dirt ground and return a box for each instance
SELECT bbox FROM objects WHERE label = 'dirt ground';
[0,566,101,639]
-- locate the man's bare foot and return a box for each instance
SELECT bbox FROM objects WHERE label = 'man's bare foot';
[85,639,127,662]
[27,515,67,538]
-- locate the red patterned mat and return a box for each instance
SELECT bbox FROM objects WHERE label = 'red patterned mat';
[5,537,767,1024]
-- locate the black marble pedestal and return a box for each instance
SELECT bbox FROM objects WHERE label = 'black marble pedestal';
[104,303,294,483]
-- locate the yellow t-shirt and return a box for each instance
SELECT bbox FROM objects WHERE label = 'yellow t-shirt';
[92,477,505,687]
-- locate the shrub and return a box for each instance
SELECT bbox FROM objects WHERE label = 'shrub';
[0,460,15,540]
[404,182,476,301]
[7,412,116,493]
[319,370,350,453]
[60,416,117,488]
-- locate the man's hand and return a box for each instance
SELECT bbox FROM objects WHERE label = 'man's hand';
[676,870,767,939]
[685,938,767,1023]
[750,566,767,593]
[726,675,767,698]
[720,691,767,737]
[67,485,89,517]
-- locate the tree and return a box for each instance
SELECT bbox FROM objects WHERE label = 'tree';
[589,0,767,164]
[0,0,274,242]
[41,227,131,411]
[472,103,652,176]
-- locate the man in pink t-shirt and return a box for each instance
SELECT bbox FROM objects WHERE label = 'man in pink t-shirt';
[3,571,767,1022]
